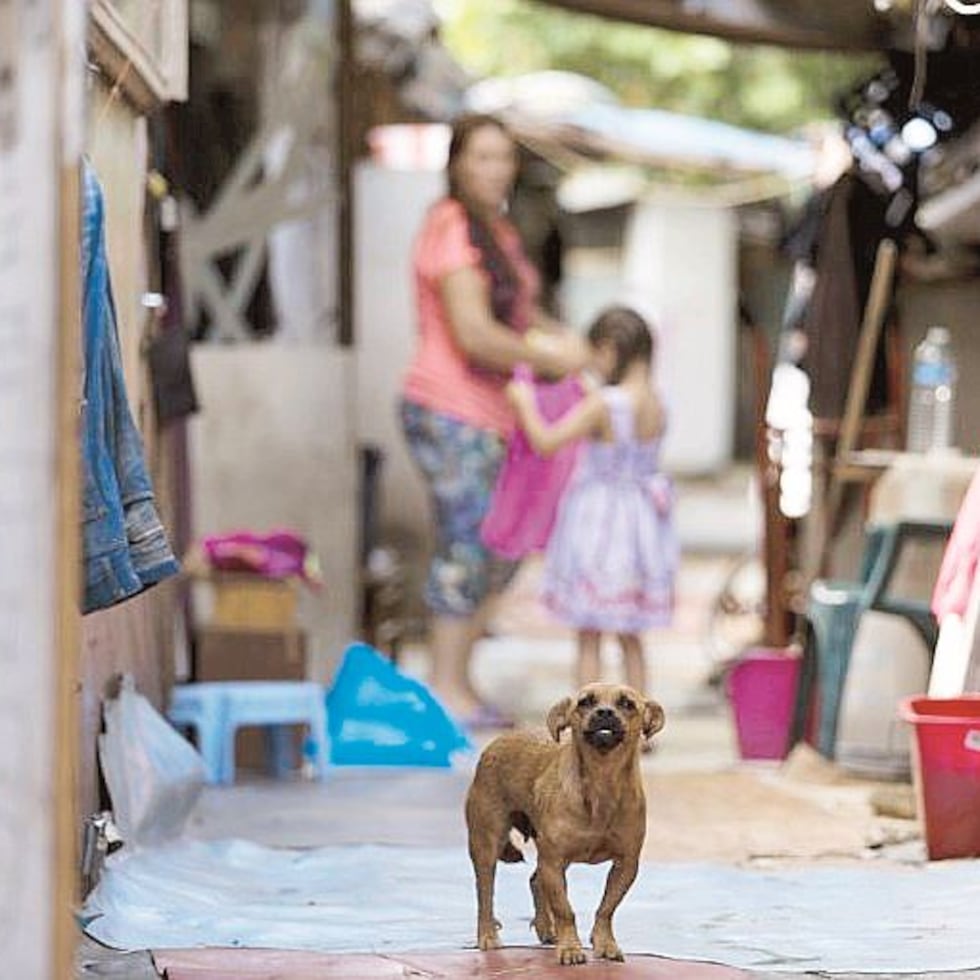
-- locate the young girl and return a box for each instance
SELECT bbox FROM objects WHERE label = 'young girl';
[508,306,678,695]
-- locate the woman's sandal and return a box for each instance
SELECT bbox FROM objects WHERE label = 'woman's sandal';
[459,702,516,732]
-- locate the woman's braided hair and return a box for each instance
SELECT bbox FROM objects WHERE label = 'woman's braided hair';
[446,114,520,330]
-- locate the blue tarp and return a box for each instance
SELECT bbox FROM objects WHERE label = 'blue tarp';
[83,840,980,973]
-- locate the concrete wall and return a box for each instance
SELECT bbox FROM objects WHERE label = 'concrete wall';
[559,201,738,475]
[354,164,443,620]
[188,345,358,677]
[621,200,738,475]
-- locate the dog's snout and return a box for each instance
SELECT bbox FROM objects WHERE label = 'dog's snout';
[594,706,617,720]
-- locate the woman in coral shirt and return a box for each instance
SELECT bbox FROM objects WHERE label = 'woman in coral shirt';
[400,114,584,728]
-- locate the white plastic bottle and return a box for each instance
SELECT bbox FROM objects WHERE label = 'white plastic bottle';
[907,326,957,453]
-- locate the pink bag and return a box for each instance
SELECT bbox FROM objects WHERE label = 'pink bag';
[481,367,584,560]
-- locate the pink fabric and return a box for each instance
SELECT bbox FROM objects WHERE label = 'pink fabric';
[202,530,321,585]
[932,467,980,621]
[402,198,540,436]
[481,367,584,559]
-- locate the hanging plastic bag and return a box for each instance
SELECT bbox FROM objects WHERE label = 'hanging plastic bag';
[98,676,206,847]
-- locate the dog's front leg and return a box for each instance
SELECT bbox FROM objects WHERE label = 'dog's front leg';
[536,856,586,965]
[590,855,639,961]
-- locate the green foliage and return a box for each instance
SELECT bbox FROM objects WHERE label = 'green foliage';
[436,0,882,133]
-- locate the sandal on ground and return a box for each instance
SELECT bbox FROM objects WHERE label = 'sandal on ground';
[458,703,516,731]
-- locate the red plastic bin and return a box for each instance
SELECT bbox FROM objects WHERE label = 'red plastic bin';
[900,695,980,860]
[726,648,801,761]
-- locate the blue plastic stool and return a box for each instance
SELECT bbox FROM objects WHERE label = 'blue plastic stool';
[169,680,328,785]
[167,682,229,783]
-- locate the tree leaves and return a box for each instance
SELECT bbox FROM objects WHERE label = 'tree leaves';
[437,0,882,133]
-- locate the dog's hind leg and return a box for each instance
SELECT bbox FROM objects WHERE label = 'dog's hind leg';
[467,816,507,950]
[590,855,639,961]
[529,867,556,945]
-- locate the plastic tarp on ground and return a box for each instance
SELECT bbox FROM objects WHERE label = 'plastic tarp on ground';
[82,840,980,974]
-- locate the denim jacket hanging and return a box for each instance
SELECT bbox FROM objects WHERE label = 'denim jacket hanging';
[81,160,180,613]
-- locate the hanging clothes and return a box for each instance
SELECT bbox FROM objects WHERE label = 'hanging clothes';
[794,172,893,422]
[81,160,180,613]
[932,467,980,624]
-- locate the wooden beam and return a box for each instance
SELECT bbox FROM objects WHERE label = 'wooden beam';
[537,0,886,50]
[88,0,188,112]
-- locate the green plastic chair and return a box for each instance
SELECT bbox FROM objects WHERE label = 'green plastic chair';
[802,519,953,759]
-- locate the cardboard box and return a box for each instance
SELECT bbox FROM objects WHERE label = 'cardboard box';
[195,625,307,772]
[210,574,300,630]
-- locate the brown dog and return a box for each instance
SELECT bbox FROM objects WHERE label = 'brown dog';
[465,683,664,965]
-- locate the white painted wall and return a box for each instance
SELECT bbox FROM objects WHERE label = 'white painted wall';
[620,200,737,475]
[188,345,358,678]
[354,163,443,605]
[559,200,737,475]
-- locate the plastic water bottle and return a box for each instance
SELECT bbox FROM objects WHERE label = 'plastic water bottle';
[907,326,957,453]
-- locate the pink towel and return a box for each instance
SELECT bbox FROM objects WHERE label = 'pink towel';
[932,467,980,621]
[481,366,584,560]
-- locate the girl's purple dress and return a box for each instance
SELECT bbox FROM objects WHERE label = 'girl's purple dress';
[541,386,678,632]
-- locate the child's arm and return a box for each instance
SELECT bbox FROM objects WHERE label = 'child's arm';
[507,380,606,457]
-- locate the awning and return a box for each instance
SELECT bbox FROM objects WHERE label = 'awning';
[465,71,819,194]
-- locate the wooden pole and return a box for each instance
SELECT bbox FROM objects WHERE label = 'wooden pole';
[743,306,792,647]
[55,1,84,974]
[336,0,354,347]
[53,157,81,980]
[819,237,898,573]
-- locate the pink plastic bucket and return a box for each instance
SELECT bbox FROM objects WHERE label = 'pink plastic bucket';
[900,696,980,860]
[726,648,801,760]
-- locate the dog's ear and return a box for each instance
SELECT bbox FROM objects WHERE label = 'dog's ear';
[642,699,665,739]
[547,696,573,742]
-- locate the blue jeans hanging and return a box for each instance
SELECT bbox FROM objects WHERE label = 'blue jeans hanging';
[80,160,179,613]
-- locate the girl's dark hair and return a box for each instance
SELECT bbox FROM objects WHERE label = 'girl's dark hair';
[447,113,520,329]
[587,306,655,384]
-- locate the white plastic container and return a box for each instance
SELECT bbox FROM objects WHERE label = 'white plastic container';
[835,611,930,780]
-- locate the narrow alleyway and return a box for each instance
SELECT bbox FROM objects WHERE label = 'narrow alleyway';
[75,477,980,979]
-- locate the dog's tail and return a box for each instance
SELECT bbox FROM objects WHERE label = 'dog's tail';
[499,840,524,863]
